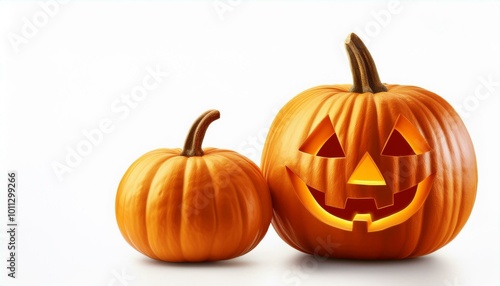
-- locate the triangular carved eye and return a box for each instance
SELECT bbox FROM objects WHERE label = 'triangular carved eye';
[300,116,345,158]
[382,129,415,156]
[382,115,431,156]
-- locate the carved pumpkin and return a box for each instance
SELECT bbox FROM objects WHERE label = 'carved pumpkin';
[116,110,272,262]
[261,34,477,259]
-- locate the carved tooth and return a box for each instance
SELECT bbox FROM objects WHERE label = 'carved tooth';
[353,213,372,222]
[352,213,372,232]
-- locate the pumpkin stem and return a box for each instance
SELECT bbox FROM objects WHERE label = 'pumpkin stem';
[181,109,220,157]
[345,33,387,93]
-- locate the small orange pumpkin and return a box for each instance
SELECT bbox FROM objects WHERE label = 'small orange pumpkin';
[261,33,478,259]
[116,110,272,262]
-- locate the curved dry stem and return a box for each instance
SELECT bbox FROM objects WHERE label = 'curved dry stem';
[181,109,220,157]
[345,33,387,93]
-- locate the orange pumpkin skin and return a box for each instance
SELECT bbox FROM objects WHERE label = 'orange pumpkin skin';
[116,111,272,262]
[261,35,477,259]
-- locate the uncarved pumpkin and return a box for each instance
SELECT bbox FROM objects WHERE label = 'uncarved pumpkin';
[261,33,477,259]
[116,110,272,262]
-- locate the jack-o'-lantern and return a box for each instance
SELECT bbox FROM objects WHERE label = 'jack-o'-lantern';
[261,33,477,259]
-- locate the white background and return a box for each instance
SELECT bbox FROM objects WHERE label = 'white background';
[1,1,499,285]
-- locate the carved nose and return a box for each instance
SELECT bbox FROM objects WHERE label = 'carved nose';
[347,152,386,186]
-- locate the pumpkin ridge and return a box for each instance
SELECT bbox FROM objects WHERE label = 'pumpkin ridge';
[348,94,374,175]
[237,158,268,255]
[199,155,221,260]
[403,90,471,254]
[200,156,220,260]
[142,158,161,259]
[178,157,193,260]
[165,156,189,261]
[122,153,170,259]
[402,94,445,255]
[145,155,182,260]
[225,159,248,258]
[207,152,248,258]
[335,92,359,185]
[240,158,273,253]
[194,156,219,261]
[420,94,472,252]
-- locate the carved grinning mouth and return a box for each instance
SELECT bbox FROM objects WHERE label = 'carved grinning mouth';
[286,167,435,232]
[307,184,418,222]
